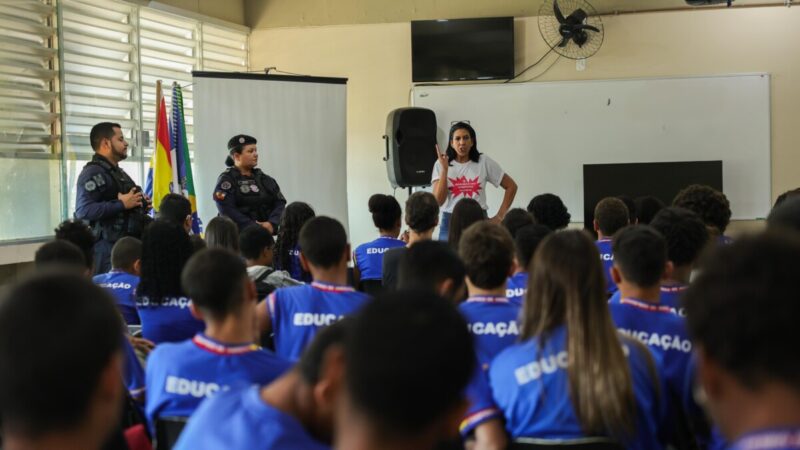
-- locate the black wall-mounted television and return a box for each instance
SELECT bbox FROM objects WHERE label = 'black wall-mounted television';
[582,161,723,230]
[411,17,515,83]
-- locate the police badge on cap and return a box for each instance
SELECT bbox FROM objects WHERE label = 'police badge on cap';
[227,134,257,153]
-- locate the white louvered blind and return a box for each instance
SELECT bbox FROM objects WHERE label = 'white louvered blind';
[61,0,138,155]
[201,23,248,72]
[0,0,58,153]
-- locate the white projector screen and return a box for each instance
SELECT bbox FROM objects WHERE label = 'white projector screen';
[193,72,348,233]
[413,73,771,221]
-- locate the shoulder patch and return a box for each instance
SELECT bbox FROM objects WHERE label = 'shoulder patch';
[220,180,232,191]
[84,180,97,192]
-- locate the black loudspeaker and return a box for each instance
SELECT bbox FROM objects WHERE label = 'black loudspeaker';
[384,107,437,188]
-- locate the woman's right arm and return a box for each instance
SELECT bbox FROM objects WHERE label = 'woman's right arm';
[432,146,449,206]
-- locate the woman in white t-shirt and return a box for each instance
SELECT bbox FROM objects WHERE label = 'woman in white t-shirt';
[432,122,518,241]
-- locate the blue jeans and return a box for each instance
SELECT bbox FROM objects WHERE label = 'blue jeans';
[438,212,452,241]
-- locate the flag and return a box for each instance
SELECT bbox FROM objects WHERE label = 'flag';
[171,83,203,234]
[150,84,174,212]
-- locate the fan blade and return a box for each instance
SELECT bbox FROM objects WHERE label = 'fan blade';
[558,36,570,47]
[576,24,601,33]
[553,0,567,24]
[573,31,588,47]
[569,8,588,24]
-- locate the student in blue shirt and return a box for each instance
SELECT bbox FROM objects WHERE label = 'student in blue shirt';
[175,315,350,450]
[501,208,534,239]
[335,291,476,450]
[506,224,552,307]
[274,201,315,282]
[257,216,370,361]
[0,272,126,450]
[352,193,404,295]
[673,184,732,245]
[593,197,630,297]
[93,236,142,325]
[397,239,466,303]
[684,232,800,450]
[490,230,666,450]
[608,225,696,446]
[33,239,88,274]
[145,248,291,433]
[136,220,204,344]
[458,221,520,369]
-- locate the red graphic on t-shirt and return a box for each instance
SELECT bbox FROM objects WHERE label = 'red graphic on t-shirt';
[448,176,481,198]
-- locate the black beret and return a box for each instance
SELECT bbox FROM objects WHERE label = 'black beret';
[227,134,257,153]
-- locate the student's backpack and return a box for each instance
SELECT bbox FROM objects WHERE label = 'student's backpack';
[253,268,277,300]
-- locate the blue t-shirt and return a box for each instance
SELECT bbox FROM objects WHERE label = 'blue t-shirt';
[136,296,205,344]
[596,238,618,295]
[145,333,291,432]
[489,325,665,450]
[461,366,503,437]
[122,336,145,404]
[94,270,140,325]
[506,272,529,307]
[609,286,686,316]
[609,298,693,413]
[730,429,800,450]
[353,236,406,281]
[459,296,520,370]
[280,245,311,282]
[174,385,330,450]
[268,281,370,361]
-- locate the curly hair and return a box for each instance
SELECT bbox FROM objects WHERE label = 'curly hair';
[137,220,194,299]
[275,202,315,273]
[368,194,402,231]
[527,193,571,230]
[650,207,709,267]
[672,184,731,234]
[54,219,96,270]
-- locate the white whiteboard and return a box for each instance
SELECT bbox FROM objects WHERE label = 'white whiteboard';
[413,74,771,221]
[193,73,349,232]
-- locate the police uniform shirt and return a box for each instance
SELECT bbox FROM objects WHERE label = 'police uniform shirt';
[459,296,521,369]
[213,167,286,230]
[609,298,693,409]
[506,272,529,307]
[489,325,666,449]
[145,333,291,433]
[135,296,205,345]
[94,270,140,325]
[173,385,330,450]
[353,236,406,281]
[75,154,127,223]
[729,429,800,450]
[268,282,370,361]
[461,366,504,437]
[595,238,618,295]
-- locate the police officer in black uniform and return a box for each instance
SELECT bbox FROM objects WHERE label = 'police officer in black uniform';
[213,134,286,233]
[75,122,152,274]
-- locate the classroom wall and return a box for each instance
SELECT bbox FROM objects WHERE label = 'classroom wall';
[251,6,798,247]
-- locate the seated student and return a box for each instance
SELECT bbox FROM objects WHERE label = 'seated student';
[136,220,204,344]
[335,291,476,450]
[158,193,193,232]
[448,198,486,250]
[274,201,316,282]
[768,196,800,233]
[635,195,665,225]
[501,207,534,238]
[93,236,142,325]
[773,187,800,209]
[55,219,96,274]
[593,197,630,296]
[0,272,126,450]
[256,216,370,361]
[397,240,466,303]
[607,226,694,444]
[527,193,571,230]
[240,224,301,300]
[204,215,240,253]
[490,230,665,449]
[683,232,800,450]
[646,207,709,315]
[458,222,520,369]
[617,194,638,225]
[174,319,349,450]
[34,239,87,274]
[145,248,291,432]
[353,194,405,295]
[673,184,732,245]
[507,224,552,306]
[382,191,439,291]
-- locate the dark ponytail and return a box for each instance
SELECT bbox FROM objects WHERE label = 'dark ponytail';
[225,155,234,167]
[368,194,402,231]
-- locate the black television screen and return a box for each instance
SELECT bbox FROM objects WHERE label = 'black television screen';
[411,17,515,82]
[582,161,723,230]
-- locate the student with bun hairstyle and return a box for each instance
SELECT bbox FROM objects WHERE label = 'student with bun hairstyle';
[353,194,405,295]
[489,230,665,449]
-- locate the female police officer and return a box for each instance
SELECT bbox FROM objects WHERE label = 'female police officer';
[213,134,286,233]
